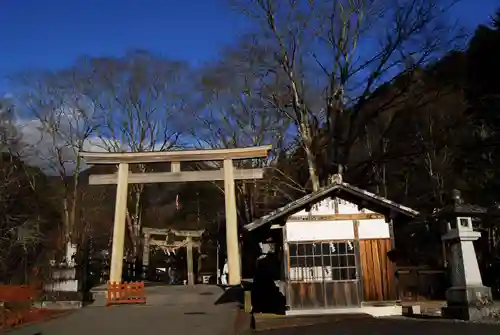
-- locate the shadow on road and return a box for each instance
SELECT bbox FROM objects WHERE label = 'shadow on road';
[214,252,286,315]
[214,285,244,305]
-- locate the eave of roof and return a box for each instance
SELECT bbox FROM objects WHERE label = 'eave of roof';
[244,181,420,232]
[433,203,487,217]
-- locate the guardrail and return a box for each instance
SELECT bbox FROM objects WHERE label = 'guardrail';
[106,281,146,306]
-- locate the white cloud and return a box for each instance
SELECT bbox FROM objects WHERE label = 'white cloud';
[13,116,117,175]
[13,117,173,176]
[9,98,185,175]
[15,119,79,175]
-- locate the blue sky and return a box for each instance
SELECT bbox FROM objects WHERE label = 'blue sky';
[0,0,498,93]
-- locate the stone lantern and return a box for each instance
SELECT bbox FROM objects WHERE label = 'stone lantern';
[434,189,493,320]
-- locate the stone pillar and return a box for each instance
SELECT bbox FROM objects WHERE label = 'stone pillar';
[442,215,493,320]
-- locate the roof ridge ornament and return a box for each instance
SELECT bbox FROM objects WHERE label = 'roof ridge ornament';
[329,164,344,184]
[329,173,343,184]
[452,189,464,205]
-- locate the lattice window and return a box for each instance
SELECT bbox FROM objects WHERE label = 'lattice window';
[288,241,357,282]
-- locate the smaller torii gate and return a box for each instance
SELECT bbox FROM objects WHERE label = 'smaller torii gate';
[79,145,271,286]
[143,228,204,286]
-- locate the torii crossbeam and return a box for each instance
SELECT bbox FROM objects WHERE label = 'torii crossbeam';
[79,145,271,286]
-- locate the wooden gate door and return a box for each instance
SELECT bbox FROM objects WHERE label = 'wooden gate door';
[287,241,361,310]
[359,239,397,301]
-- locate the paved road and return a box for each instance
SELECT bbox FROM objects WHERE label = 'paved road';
[256,315,500,335]
[8,286,500,335]
[8,285,238,335]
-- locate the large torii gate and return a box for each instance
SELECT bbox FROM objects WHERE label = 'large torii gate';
[79,145,271,286]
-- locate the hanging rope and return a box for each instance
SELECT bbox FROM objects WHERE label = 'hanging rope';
[158,239,190,256]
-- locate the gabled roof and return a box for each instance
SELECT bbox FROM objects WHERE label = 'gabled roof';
[433,189,487,218]
[244,180,420,232]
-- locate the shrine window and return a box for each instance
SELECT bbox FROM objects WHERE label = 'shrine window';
[288,241,357,282]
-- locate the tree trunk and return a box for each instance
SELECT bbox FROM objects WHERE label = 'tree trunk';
[69,156,82,243]
[304,144,320,191]
[125,210,138,258]
[62,197,70,254]
[300,121,320,191]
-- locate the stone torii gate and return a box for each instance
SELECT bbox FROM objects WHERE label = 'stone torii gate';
[143,228,204,286]
[79,146,270,286]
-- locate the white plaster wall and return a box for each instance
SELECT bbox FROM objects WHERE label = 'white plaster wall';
[285,220,354,242]
[311,199,336,215]
[358,219,390,240]
[293,198,336,216]
[292,197,377,217]
[337,199,375,214]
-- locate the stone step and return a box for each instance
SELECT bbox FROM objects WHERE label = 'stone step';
[91,289,107,298]
[33,300,83,310]
[89,295,107,307]
[402,301,446,317]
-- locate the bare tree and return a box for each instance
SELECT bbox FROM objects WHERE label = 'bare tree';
[408,84,468,208]
[193,59,305,224]
[0,156,46,281]
[230,0,461,190]
[0,99,55,282]
[351,65,469,209]
[15,70,100,262]
[0,97,20,153]
[77,181,115,253]
[77,50,192,258]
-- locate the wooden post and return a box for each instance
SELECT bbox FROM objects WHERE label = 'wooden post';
[142,232,150,279]
[244,290,252,313]
[142,233,150,267]
[186,236,194,286]
[223,159,241,286]
[109,163,129,283]
[353,220,363,302]
[171,161,181,173]
[388,217,396,249]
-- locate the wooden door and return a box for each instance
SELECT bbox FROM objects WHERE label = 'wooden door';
[359,239,397,301]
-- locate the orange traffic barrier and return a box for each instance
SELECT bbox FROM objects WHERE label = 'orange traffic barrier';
[106,281,146,306]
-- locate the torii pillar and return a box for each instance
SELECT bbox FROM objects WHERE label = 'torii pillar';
[223,159,240,285]
[110,163,129,283]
